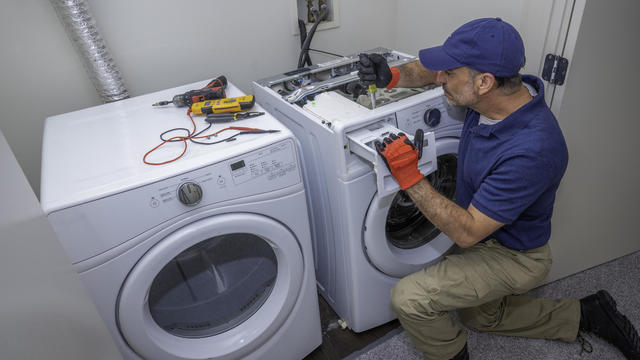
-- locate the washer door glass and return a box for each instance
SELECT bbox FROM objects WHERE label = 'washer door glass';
[148,233,277,338]
[386,153,457,249]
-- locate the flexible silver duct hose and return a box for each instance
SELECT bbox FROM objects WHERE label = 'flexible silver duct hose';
[49,0,129,102]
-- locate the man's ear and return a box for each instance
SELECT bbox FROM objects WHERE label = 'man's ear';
[475,73,496,96]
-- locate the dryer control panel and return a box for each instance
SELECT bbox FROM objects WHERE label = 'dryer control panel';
[155,139,299,209]
[47,139,302,265]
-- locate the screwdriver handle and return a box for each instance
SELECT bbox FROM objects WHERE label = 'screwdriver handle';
[205,115,235,123]
[204,75,227,90]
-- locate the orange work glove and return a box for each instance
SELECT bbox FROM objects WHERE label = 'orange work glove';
[375,132,424,190]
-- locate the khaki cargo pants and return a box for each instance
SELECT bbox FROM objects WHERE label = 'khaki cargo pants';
[390,239,581,360]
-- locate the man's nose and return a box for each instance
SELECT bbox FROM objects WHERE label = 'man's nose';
[436,71,446,84]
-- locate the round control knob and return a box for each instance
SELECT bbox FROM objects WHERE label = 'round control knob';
[178,182,203,206]
[423,108,441,127]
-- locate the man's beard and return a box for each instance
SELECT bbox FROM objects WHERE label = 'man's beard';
[443,84,476,107]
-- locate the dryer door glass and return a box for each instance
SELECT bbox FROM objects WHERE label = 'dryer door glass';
[386,153,457,249]
[147,233,277,338]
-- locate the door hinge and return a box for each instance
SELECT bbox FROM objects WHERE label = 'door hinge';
[541,54,569,85]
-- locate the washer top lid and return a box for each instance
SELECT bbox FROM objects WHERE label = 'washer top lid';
[40,81,293,213]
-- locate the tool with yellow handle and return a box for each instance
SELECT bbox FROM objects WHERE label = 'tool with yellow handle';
[190,95,255,115]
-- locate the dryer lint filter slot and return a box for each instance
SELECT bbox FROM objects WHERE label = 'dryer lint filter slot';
[347,122,437,198]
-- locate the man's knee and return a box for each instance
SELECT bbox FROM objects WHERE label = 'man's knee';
[390,277,435,320]
[458,299,504,330]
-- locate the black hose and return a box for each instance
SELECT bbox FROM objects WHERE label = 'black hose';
[298,19,307,48]
[297,5,328,68]
[297,19,312,67]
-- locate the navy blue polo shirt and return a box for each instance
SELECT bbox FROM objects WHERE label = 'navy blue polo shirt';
[455,75,568,250]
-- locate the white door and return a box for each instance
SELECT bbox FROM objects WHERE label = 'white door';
[117,213,304,360]
[544,0,640,282]
[363,138,458,278]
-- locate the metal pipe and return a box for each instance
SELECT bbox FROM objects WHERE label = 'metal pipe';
[49,0,129,102]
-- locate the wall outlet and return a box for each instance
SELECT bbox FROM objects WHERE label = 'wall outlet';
[290,0,340,35]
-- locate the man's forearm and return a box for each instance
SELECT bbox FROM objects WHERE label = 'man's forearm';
[396,61,440,88]
[405,179,480,248]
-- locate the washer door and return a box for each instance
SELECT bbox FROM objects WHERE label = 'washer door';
[117,213,303,360]
[363,137,458,278]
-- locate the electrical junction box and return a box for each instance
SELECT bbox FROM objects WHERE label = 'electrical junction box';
[290,0,340,35]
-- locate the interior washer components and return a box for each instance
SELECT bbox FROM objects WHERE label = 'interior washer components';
[40,81,321,360]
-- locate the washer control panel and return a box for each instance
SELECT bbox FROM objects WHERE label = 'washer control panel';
[395,93,465,135]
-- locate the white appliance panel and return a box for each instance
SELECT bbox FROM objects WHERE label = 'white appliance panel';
[41,80,322,359]
[47,139,300,265]
[40,82,292,213]
[253,48,465,332]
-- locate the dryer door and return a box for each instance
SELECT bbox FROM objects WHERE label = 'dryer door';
[117,213,303,360]
[363,137,458,278]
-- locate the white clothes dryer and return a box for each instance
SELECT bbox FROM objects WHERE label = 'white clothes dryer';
[253,48,465,332]
[40,81,321,360]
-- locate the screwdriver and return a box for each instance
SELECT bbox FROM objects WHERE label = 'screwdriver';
[152,75,227,107]
[206,111,264,123]
[368,84,377,109]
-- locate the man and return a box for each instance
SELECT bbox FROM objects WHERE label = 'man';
[358,18,640,360]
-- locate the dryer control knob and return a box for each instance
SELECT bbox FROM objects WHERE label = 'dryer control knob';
[424,108,441,127]
[178,182,203,206]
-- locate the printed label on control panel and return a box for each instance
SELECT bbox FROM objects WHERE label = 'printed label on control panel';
[396,98,444,134]
[231,140,298,185]
[395,95,464,135]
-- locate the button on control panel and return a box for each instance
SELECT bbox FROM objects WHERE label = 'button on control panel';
[424,108,441,127]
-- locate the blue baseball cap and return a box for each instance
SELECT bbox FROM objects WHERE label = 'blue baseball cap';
[418,18,525,77]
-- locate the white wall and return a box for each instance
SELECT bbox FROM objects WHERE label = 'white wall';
[0,0,575,198]
[394,0,557,77]
[0,0,101,197]
[0,128,123,360]
[0,0,394,195]
[84,0,390,96]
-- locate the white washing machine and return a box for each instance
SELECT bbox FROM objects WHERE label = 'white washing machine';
[253,48,465,332]
[40,81,322,360]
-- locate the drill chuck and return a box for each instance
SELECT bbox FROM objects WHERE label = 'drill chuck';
[171,94,191,107]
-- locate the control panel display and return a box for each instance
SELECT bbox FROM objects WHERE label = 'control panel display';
[230,160,245,171]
